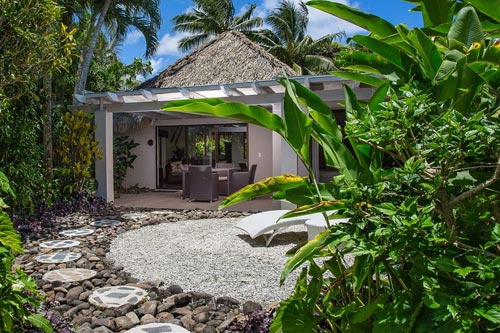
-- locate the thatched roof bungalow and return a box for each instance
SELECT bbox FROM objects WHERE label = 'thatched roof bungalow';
[77,31,374,203]
[140,31,296,89]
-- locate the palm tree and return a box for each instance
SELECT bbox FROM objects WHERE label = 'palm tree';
[73,0,161,100]
[257,0,343,74]
[172,0,263,52]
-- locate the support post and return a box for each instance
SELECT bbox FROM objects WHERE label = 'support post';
[95,108,114,202]
[272,103,297,209]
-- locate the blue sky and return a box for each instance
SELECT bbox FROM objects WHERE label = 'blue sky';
[119,0,423,78]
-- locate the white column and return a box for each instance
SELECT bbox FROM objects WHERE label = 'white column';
[271,102,297,209]
[272,103,298,175]
[95,109,114,202]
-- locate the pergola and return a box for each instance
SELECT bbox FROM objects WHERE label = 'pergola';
[76,75,374,202]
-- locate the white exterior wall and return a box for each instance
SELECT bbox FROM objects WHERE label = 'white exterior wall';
[248,124,273,182]
[121,125,156,189]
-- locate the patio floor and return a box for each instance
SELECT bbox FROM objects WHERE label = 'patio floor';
[113,190,283,212]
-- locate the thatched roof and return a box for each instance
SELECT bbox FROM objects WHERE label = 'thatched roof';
[140,31,296,89]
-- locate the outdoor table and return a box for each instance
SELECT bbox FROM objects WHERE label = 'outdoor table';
[181,167,239,197]
[213,167,239,179]
[213,167,239,195]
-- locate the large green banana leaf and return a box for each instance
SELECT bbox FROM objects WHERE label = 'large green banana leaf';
[419,0,456,27]
[448,6,484,47]
[280,79,313,164]
[351,35,409,72]
[163,99,285,134]
[280,79,363,182]
[330,71,385,87]
[273,182,337,206]
[281,200,347,220]
[407,29,443,79]
[219,174,307,209]
[280,228,331,284]
[465,0,500,24]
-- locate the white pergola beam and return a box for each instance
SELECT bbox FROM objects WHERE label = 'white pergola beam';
[180,87,204,99]
[251,81,267,95]
[220,84,242,96]
[106,92,123,103]
[141,89,157,101]
[74,94,86,104]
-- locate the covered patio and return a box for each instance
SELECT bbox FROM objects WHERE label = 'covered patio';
[114,190,281,212]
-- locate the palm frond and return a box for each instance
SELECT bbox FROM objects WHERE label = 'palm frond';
[178,33,211,52]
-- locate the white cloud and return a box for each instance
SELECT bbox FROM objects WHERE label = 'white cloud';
[307,2,363,38]
[150,57,165,75]
[124,29,143,45]
[257,0,364,38]
[156,32,188,56]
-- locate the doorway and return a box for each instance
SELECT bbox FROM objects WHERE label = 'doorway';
[157,124,248,189]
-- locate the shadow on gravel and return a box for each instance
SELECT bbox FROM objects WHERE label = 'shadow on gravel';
[236,231,307,247]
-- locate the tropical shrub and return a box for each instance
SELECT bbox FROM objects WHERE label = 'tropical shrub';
[0,0,74,211]
[0,171,52,332]
[0,99,56,210]
[13,191,110,240]
[114,136,140,191]
[232,309,274,333]
[0,0,73,99]
[163,1,500,331]
[55,110,102,194]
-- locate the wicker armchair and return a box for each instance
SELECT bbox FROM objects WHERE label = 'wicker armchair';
[229,164,257,194]
[188,165,219,202]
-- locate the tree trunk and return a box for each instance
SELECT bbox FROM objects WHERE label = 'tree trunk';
[73,0,112,103]
[43,72,53,178]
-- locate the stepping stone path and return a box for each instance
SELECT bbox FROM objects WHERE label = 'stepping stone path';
[122,212,148,220]
[125,323,191,333]
[43,268,96,282]
[35,252,82,264]
[91,219,122,227]
[59,228,94,237]
[39,239,80,249]
[88,285,148,308]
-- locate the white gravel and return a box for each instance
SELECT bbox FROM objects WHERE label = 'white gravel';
[108,217,308,304]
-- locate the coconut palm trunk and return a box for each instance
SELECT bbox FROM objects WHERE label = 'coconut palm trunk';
[73,0,112,103]
[43,71,53,177]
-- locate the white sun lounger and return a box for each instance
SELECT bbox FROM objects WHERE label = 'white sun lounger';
[235,209,325,246]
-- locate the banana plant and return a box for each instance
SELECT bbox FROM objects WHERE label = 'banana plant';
[308,1,500,114]
[163,77,386,216]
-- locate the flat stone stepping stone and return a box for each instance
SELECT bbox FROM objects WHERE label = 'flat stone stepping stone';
[91,219,122,227]
[150,210,171,215]
[59,228,94,237]
[121,213,148,220]
[125,323,190,333]
[39,239,80,249]
[36,252,82,264]
[88,286,147,308]
[43,268,96,282]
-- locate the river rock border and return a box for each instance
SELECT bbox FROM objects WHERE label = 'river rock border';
[16,208,260,333]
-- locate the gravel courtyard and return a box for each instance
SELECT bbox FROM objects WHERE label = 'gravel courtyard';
[108,217,307,304]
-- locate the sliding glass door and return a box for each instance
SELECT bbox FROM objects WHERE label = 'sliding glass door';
[157,124,247,189]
